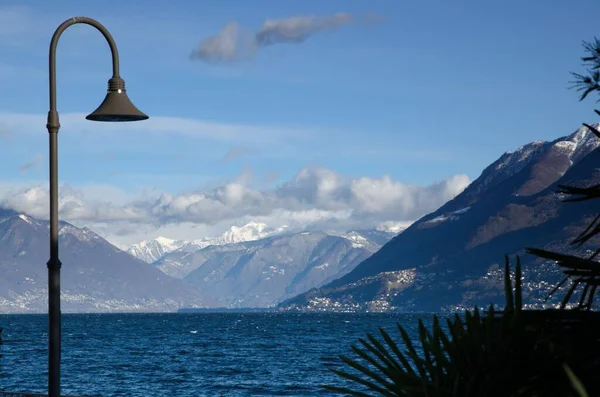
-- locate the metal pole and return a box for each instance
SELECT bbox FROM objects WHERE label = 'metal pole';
[47,17,122,397]
[47,125,61,397]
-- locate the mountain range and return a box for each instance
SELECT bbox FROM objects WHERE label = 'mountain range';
[1,124,598,313]
[279,125,600,312]
[126,222,287,264]
[127,222,287,263]
[128,227,397,307]
[0,209,398,312]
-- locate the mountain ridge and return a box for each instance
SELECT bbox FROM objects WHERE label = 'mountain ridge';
[0,211,211,313]
[279,125,600,312]
[180,230,390,308]
[127,222,286,263]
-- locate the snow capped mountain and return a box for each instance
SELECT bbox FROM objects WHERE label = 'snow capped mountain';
[127,237,187,264]
[203,221,285,246]
[340,231,371,248]
[328,229,398,251]
[128,222,287,263]
[170,229,397,308]
[466,124,600,201]
[128,219,408,267]
[17,213,38,227]
[552,124,599,164]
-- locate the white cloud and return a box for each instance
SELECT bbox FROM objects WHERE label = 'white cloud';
[1,184,146,223]
[0,112,315,146]
[255,13,353,46]
[191,12,380,64]
[0,166,471,246]
[191,21,258,63]
[350,175,414,214]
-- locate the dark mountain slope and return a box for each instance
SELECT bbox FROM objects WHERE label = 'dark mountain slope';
[280,126,600,312]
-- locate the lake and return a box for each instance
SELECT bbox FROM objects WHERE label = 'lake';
[0,312,436,396]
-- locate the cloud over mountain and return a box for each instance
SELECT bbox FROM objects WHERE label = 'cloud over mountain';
[0,166,470,245]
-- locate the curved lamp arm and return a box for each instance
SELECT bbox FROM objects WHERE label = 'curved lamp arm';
[47,16,121,130]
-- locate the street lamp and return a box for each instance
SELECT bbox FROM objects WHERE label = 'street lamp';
[47,17,148,397]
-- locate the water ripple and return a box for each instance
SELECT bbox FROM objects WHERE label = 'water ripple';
[0,312,434,396]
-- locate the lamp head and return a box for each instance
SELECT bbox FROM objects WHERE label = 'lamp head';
[86,77,148,122]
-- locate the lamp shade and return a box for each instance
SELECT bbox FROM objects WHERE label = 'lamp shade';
[86,78,148,122]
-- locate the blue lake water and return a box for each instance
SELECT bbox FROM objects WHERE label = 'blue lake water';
[0,313,437,396]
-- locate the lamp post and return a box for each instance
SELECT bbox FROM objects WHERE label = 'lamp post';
[47,17,148,397]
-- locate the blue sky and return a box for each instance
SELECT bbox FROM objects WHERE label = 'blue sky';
[0,1,599,245]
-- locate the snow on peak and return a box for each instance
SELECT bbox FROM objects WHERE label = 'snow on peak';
[191,222,287,247]
[466,139,546,196]
[340,231,369,248]
[469,124,600,198]
[128,222,288,263]
[153,237,184,250]
[376,221,412,234]
[10,213,42,229]
[495,141,545,171]
[553,124,600,163]
[127,237,187,264]
[18,214,35,225]
[58,224,99,243]
[214,222,273,245]
[332,228,399,251]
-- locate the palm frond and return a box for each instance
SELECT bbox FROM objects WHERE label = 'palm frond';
[570,38,600,102]
[582,123,600,140]
[563,364,589,397]
[525,248,600,308]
